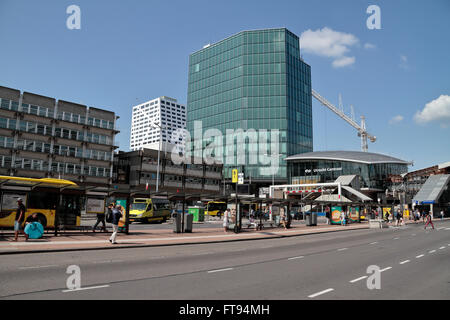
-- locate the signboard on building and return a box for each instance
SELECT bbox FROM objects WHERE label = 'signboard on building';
[305,167,343,174]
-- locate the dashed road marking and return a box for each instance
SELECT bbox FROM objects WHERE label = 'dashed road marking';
[207,268,233,273]
[337,248,348,251]
[439,246,445,250]
[370,242,378,245]
[393,237,400,240]
[380,267,392,272]
[399,260,410,265]
[62,285,110,293]
[416,254,424,258]
[308,288,334,298]
[429,250,436,253]
[288,256,304,260]
[349,276,367,283]
[19,265,58,270]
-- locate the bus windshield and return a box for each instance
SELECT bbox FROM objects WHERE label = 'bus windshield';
[131,202,148,211]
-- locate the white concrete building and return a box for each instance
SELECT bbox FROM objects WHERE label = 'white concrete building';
[130,96,186,153]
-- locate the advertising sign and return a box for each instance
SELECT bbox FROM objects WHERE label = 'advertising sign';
[115,199,127,230]
[383,207,392,220]
[238,173,244,185]
[331,206,342,224]
[86,198,105,214]
[232,169,238,183]
[349,207,359,222]
[1,193,27,211]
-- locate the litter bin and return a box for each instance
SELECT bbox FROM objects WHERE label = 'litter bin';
[312,212,317,226]
[184,213,193,233]
[306,214,312,226]
[188,206,204,222]
[173,213,182,233]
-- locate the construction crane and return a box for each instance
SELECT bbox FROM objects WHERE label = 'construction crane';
[311,89,376,152]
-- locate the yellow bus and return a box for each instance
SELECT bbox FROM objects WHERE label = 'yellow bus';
[0,176,80,229]
[205,201,227,217]
[129,198,171,223]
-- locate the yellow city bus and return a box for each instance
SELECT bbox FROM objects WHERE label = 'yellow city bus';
[205,201,227,217]
[129,198,171,223]
[0,176,80,229]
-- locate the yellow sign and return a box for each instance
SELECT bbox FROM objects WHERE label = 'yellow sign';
[232,169,238,183]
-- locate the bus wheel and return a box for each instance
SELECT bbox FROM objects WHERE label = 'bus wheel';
[36,213,47,228]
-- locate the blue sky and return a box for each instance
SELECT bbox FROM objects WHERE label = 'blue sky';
[0,0,449,170]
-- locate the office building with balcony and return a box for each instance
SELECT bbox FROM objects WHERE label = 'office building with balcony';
[187,28,313,192]
[114,148,223,194]
[0,86,119,187]
[130,96,186,153]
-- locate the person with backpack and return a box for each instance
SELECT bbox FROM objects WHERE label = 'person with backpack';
[109,204,122,244]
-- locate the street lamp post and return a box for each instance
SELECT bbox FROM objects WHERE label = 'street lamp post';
[264,153,281,198]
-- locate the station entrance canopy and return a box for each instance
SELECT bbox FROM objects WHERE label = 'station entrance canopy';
[413,174,450,205]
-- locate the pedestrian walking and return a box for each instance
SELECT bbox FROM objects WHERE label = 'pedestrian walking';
[109,205,123,244]
[223,208,230,233]
[424,211,435,230]
[93,203,110,232]
[340,210,346,226]
[13,198,26,241]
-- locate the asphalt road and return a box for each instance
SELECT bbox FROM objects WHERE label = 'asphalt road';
[1,220,449,300]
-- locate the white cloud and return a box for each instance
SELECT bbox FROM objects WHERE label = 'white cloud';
[414,95,450,128]
[399,54,409,70]
[300,27,358,68]
[364,43,376,49]
[389,115,404,124]
[332,56,355,68]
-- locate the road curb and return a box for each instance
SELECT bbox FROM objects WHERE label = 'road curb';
[0,225,369,256]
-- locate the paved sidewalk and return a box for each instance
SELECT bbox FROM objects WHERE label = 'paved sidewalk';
[0,221,374,255]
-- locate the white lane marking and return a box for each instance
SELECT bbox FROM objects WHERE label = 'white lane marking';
[399,260,410,265]
[62,285,110,293]
[393,237,399,240]
[349,276,367,283]
[445,228,450,230]
[437,227,445,230]
[19,265,58,270]
[337,248,348,251]
[416,254,424,258]
[411,234,416,236]
[370,242,378,245]
[288,256,304,260]
[429,250,436,253]
[308,288,334,298]
[93,260,124,264]
[439,246,445,250]
[380,267,392,272]
[207,268,233,273]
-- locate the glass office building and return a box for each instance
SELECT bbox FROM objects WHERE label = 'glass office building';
[187,28,312,184]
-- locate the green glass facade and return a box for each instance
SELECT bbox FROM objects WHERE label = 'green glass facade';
[187,28,312,182]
